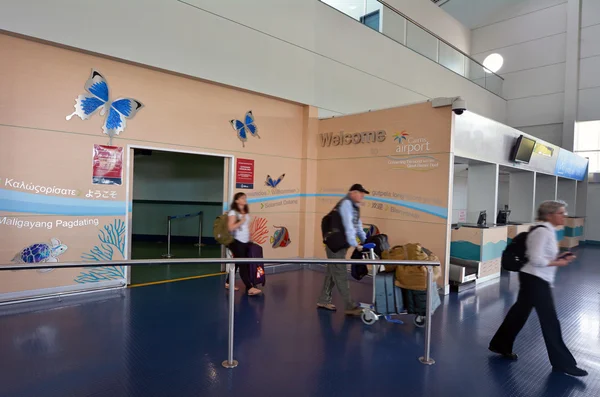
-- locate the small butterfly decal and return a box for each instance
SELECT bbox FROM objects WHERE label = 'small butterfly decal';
[265,174,285,188]
[230,111,260,147]
[66,70,143,143]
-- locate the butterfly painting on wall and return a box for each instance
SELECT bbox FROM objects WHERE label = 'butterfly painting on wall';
[265,174,285,188]
[230,110,260,147]
[66,69,144,145]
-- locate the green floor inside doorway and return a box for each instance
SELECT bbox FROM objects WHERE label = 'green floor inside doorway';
[130,241,223,285]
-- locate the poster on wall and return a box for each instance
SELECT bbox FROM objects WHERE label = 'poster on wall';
[236,158,254,189]
[92,145,123,185]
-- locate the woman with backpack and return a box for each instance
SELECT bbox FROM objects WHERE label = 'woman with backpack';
[489,200,587,377]
[225,192,262,296]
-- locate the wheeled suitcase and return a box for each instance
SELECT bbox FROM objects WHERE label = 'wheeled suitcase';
[402,284,441,317]
[374,271,405,315]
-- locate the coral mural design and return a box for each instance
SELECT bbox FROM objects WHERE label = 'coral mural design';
[76,219,126,284]
[250,217,269,245]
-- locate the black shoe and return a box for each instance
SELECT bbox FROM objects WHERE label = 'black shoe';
[488,346,518,360]
[552,367,588,377]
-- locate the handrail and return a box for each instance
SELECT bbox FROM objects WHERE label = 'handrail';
[377,0,504,81]
[0,256,440,368]
[0,257,440,271]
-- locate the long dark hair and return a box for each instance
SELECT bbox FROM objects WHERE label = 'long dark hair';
[231,192,249,214]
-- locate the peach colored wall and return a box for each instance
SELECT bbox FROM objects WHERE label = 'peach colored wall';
[316,103,453,286]
[0,34,308,296]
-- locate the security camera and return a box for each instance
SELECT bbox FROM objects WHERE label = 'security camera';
[431,96,467,115]
[452,97,466,115]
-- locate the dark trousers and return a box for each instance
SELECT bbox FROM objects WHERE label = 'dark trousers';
[228,239,253,290]
[317,247,356,311]
[490,272,577,370]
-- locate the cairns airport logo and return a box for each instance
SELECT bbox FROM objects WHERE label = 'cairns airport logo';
[319,129,430,154]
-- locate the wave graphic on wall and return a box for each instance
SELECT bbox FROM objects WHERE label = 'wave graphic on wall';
[565,226,584,238]
[0,189,126,216]
[450,240,507,262]
[1,189,447,219]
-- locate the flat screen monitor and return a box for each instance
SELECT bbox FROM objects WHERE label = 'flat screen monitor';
[477,210,487,227]
[497,209,511,225]
[510,135,536,164]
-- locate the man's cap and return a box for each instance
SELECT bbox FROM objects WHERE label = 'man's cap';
[349,184,370,194]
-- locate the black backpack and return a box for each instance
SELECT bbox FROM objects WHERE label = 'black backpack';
[366,234,390,258]
[321,199,350,253]
[501,225,546,272]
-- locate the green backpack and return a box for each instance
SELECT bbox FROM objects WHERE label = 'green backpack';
[213,212,234,246]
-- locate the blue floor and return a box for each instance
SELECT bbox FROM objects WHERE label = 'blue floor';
[1,247,599,397]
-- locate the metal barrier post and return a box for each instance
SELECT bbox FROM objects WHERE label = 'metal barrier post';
[419,266,435,365]
[162,216,174,258]
[197,213,202,256]
[222,264,238,368]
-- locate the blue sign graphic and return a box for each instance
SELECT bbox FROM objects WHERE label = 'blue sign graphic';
[554,149,588,181]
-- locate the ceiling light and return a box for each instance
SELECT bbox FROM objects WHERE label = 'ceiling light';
[483,53,503,74]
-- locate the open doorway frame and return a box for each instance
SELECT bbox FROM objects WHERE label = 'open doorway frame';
[124,145,235,285]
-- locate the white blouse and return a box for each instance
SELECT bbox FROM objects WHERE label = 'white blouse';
[228,210,250,243]
[521,222,559,286]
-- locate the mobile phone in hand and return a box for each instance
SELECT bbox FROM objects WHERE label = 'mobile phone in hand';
[559,251,574,259]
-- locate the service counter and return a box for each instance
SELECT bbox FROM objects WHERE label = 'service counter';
[561,217,585,249]
[449,225,508,287]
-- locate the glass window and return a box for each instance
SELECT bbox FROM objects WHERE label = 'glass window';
[574,121,600,173]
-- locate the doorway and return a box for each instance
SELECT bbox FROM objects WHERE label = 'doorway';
[128,147,231,285]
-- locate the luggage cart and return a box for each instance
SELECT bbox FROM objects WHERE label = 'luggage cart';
[358,243,409,326]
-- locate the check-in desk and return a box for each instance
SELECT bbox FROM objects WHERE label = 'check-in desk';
[449,225,508,290]
[561,217,585,249]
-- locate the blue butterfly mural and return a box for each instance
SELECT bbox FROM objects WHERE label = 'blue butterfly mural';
[230,110,260,147]
[265,173,285,188]
[66,69,143,144]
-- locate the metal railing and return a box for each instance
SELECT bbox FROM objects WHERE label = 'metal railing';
[320,0,504,97]
[0,256,440,368]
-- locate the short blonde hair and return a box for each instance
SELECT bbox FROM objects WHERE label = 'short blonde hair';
[537,200,567,221]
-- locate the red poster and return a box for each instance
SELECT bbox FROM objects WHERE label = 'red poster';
[93,145,123,185]
[236,158,254,189]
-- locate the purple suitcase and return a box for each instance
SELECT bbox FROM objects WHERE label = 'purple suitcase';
[247,243,266,286]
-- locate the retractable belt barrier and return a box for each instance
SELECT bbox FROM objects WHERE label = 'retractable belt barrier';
[0,253,440,368]
[162,211,203,258]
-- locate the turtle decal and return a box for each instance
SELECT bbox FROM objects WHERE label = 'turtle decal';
[12,238,68,273]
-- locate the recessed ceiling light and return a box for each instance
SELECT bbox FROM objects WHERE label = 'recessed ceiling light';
[483,53,504,74]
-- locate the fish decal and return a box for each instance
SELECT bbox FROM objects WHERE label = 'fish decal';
[270,225,291,248]
[265,173,285,188]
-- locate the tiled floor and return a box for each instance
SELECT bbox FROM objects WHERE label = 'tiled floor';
[0,247,599,397]
[130,243,222,284]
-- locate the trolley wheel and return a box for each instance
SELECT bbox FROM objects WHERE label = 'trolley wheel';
[414,315,425,328]
[361,310,378,325]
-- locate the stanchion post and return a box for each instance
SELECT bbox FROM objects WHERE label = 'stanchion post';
[222,263,238,368]
[419,266,435,365]
[198,212,202,256]
[162,216,174,258]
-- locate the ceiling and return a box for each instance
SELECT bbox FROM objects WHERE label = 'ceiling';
[434,0,529,29]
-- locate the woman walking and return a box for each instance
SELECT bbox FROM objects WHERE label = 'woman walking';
[489,200,587,377]
[225,192,262,296]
